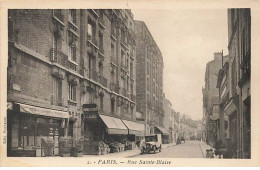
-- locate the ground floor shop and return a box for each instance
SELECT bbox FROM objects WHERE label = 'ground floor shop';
[83,112,145,155]
[154,125,170,144]
[7,102,69,157]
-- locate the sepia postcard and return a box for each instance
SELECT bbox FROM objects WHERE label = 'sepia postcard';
[0,0,260,167]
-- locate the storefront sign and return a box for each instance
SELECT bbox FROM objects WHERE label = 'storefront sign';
[19,103,69,119]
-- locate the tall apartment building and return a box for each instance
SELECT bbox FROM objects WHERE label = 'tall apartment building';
[7,9,143,157]
[225,8,251,158]
[134,20,165,135]
[202,52,228,146]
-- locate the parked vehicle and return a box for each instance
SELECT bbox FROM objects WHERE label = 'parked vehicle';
[189,136,196,140]
[140,134,162,154]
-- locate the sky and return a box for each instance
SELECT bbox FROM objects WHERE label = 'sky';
[132,9,229,120]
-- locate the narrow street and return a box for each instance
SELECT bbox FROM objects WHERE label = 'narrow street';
[131,141,209,158]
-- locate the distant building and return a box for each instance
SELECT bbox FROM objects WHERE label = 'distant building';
[202,52,228,146]
[134,20,164,135]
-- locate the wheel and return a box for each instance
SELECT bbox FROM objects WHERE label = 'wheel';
[159,145,162,152]
[153,146,156,154]
[147,148,150,154]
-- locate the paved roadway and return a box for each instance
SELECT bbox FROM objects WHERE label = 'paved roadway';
[131,140,206,158]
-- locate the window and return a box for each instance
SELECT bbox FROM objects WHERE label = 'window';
[69,45,76,61]
[99,32,103,50]
[111,100,115,114]
[126,58,129,70]
[87,22,95,40]
[69,9,76,25]
[88,56,92,75]
[100,96,103,110]
[53,77,63,106]
[121,51,125,67]
[53,35,59,50]
[69,83,76,101]
[54,9,63,22]
[130,62,133,77]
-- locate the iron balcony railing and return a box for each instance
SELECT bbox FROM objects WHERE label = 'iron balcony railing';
[53,9,64,23]
[50,48,77,71]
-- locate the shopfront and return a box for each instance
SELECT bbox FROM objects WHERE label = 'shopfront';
[7,102,69,157]
[155,125,169,144]
[83,111,129,155]
[121,119,145,149]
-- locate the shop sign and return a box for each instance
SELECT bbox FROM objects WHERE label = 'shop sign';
[84,111,98,119]
[19,103,69,118]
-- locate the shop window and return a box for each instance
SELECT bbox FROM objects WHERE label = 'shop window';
[8,114,62,157]
[69,83,76,101]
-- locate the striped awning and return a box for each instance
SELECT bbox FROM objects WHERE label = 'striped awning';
[155,125,169,135]
[121,119,145,136]
[99,115,128,135]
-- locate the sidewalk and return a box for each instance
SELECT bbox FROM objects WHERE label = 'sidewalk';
[198,141,221,159]
[83,142,176,158]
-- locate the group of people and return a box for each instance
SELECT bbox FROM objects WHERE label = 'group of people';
[206,138,237,159]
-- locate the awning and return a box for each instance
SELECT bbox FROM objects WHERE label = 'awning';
[99,115,128,135]
[155,125,169,135]
[121,119,145,136]
[224,100,237,116]
[19,103,69,119]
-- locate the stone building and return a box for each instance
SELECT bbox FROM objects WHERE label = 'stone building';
[7,9,143,157]
[225,8,251,158]
[202,52,228,146]
[134,20,164,135]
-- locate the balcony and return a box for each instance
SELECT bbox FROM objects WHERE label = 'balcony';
[87,33,99,49]
[99,47,104,55]
[111,56,117,65]
[110,82,120,94]
[121,37,128,48]
[88,69,99,82]
[53,10,64,24]
[50,48,69,68]
[111,27,117,40]
[130,49,134,59]
[98,17,105,29]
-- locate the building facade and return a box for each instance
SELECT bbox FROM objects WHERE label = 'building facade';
[7,9,144,157]
[134,20,165,135]
[202,52,228,146]
[225,8,251,158]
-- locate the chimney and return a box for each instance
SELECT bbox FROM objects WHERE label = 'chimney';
[214,52,222,61]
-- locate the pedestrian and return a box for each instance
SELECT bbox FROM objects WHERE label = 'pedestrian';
[206,149,214,158]
[136,139,141,148]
